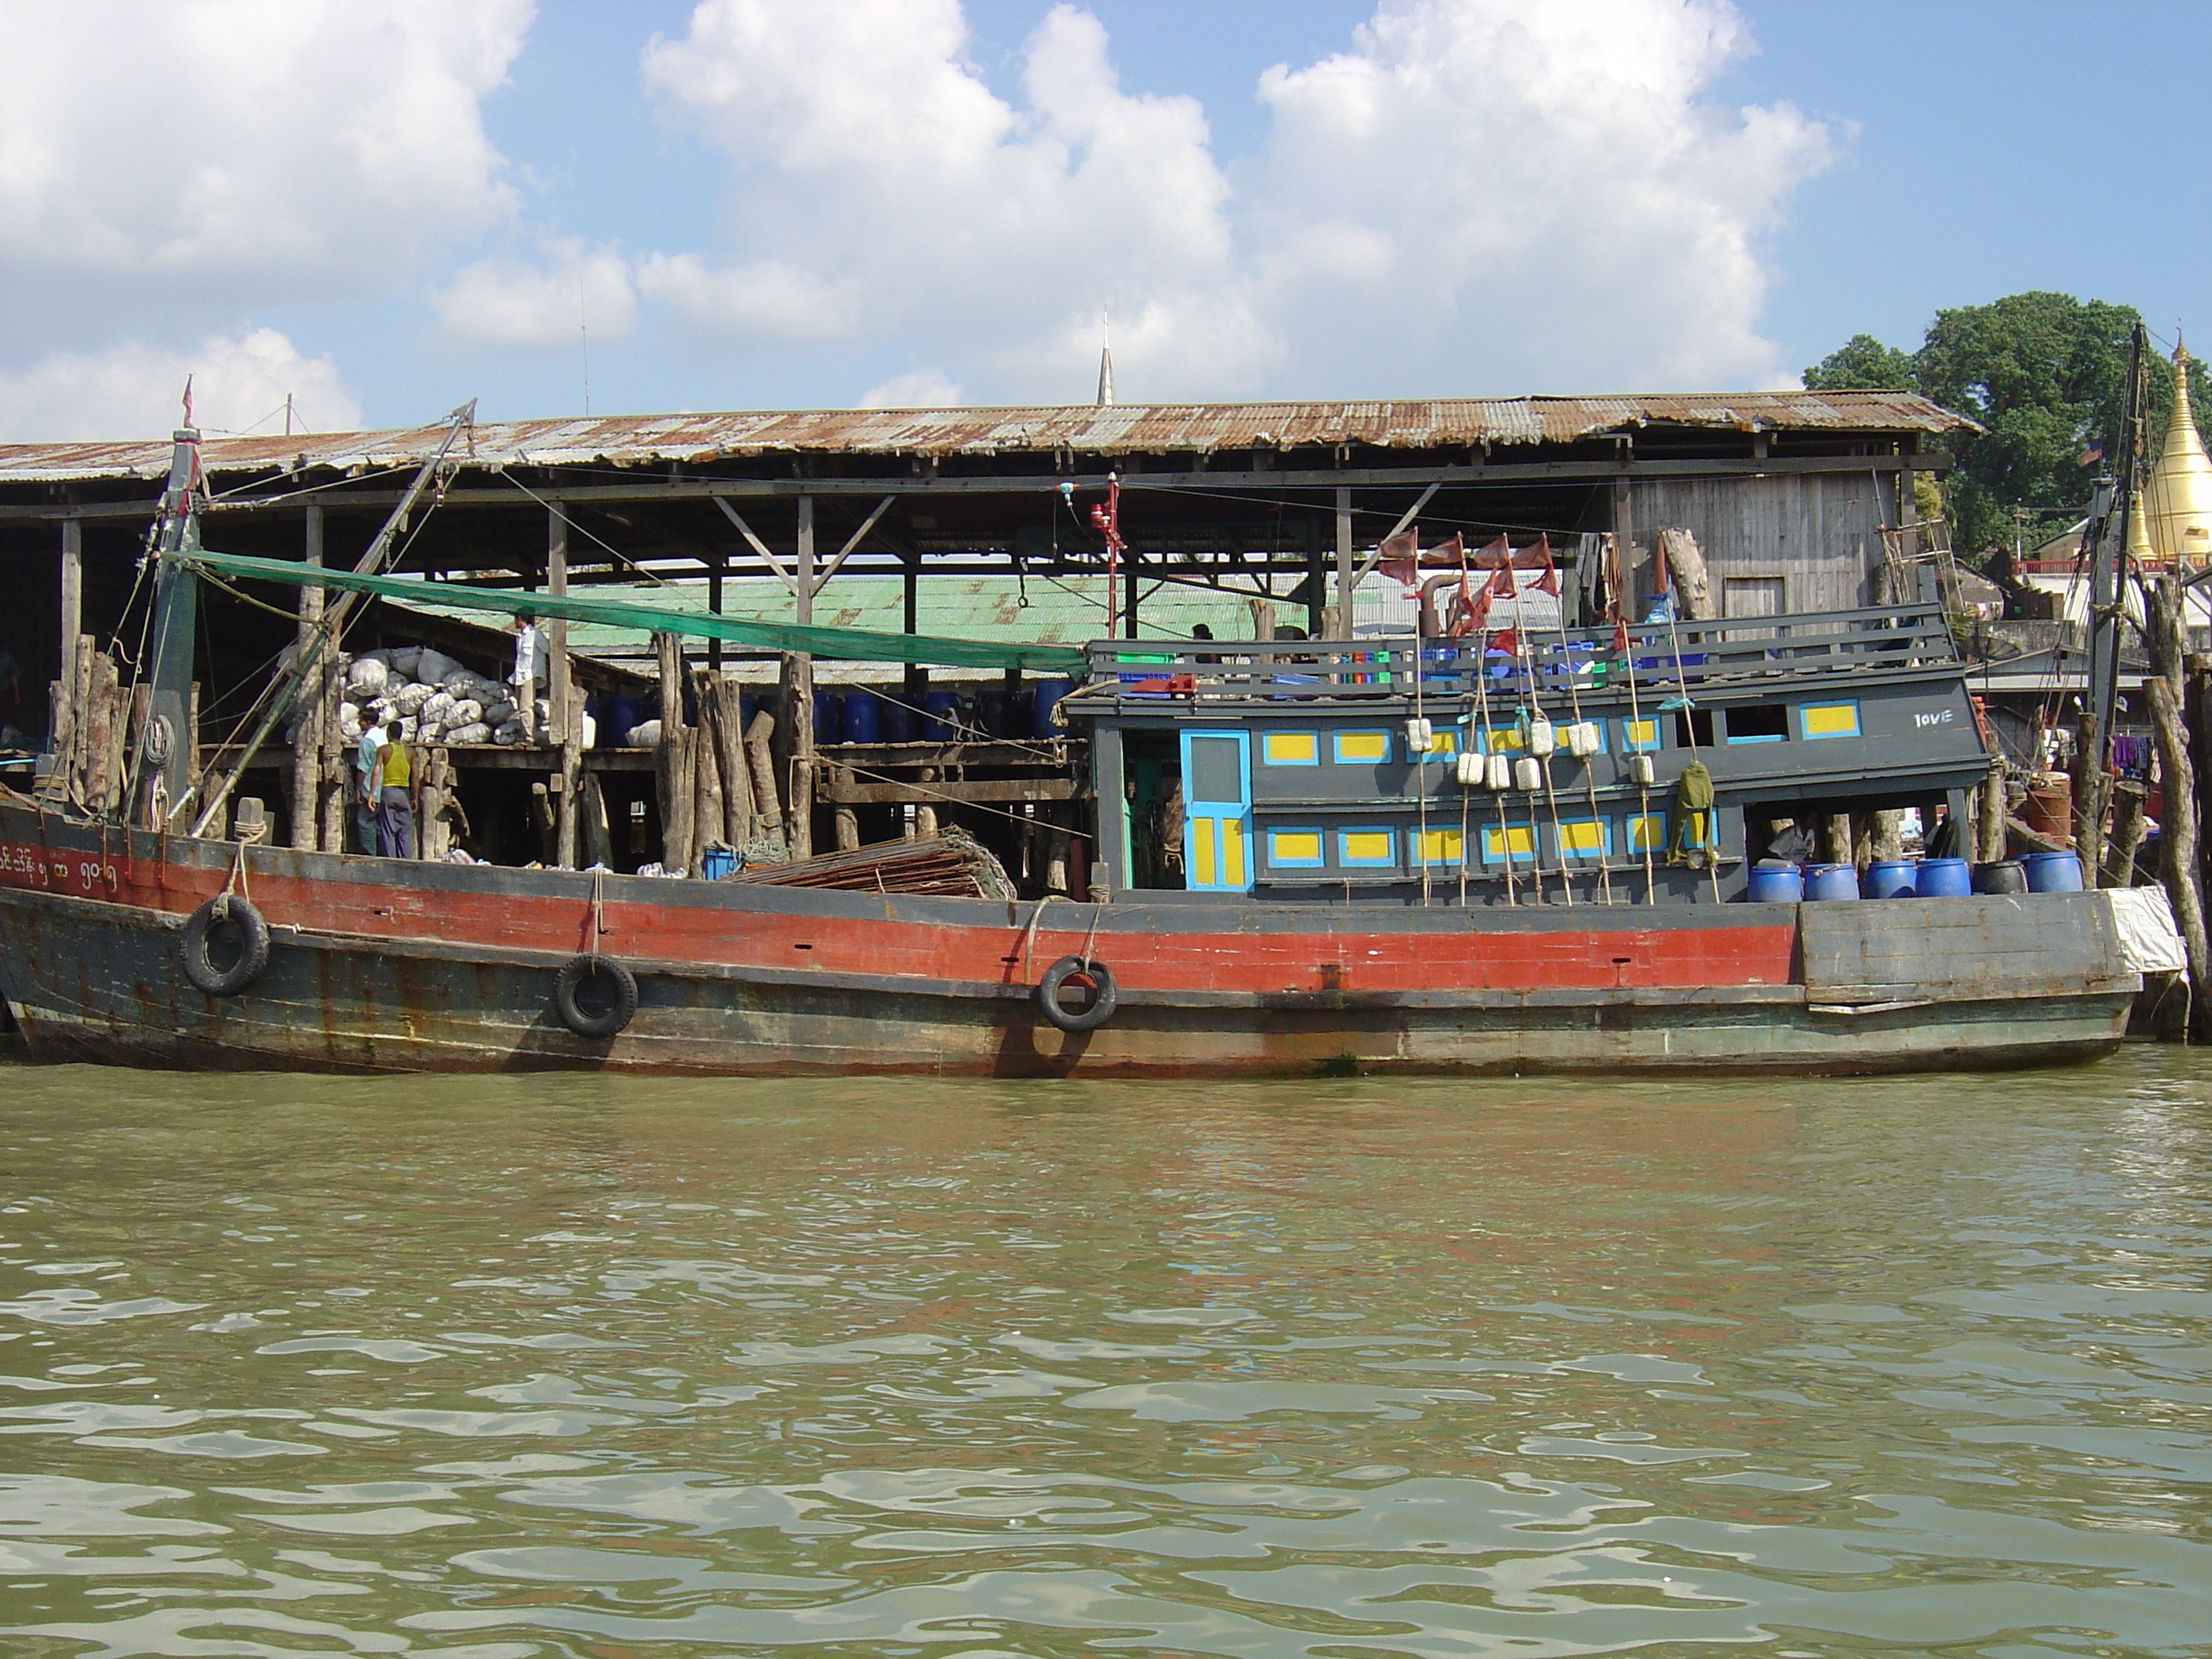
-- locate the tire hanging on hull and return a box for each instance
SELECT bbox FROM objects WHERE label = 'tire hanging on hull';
[179,895,271,998]
[554,954,638,1039]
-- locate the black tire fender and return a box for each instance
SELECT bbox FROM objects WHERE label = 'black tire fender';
[1036,955,1117,1033]
[180,894,271,998]
[554,953,637,1039]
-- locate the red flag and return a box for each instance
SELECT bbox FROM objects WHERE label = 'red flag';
[1487,559,1517,600]
[1488,626,1518,656]
[1531,533,1561,597]
[1449,577,1491,637]
[1613,620,1631,655]
[1377,527,1420,589]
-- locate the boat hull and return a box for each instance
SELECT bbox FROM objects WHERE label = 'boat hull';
[0,808,2137,1077]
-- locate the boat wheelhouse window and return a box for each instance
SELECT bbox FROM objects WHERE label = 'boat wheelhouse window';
[1674,707,1714,748]
[1723,705,1790,744]
[1626,813,1667,853]
[1798,701,1861,740]
[1187,736,1244,804]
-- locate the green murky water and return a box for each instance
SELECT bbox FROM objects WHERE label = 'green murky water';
[3,1052,2209,1658]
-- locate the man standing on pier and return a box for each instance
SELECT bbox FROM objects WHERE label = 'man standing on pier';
[375,718,415,859]
[353,720,385,854]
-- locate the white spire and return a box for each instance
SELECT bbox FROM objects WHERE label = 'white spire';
[1096,311,1114,406]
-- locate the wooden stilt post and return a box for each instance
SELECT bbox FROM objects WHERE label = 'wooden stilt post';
[2148,675,2211,1039]
[289,504,324,850]
[1334,486,1353,639]
[2071,709,2105,885]
[785,494,817,859]
[548,504,579,868]
[690,669,723,861]
[1976,760,2007,864]
[654,631,695,875]
[579,769,614,870]
[743,709,783,841]
[711,678,754,847]
[56,518,81,750]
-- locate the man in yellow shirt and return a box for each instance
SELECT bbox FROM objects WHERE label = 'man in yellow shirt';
[375,719,415,859]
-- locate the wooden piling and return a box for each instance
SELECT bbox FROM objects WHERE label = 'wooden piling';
[2149,676,2211,1039]
[2071,709,2106,885]
[778,651,814,860]
[710,678,755,846]
[743,709,783,838]
[579,769,614,870]
[1976,760,2007,864]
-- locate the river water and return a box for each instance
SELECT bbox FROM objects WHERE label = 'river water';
[3,1052,2209,1659]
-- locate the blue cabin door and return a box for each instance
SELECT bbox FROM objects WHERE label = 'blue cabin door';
[1180,730,1253,893]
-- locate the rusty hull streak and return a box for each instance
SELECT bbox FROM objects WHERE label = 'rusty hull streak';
[0,392,1975,485]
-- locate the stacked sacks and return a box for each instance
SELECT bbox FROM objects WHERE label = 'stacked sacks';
[334,647,525,747]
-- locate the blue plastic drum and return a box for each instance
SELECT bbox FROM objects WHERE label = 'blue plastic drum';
[841,690,882,746]
[1864,859,1918,899]
[2023,849,2085,893]
[1914,856,1971,897]
[1031,677,1075,737]
[882,696,917,743]
[1744,864,1804,903]
[923,690,963,742]
[1804,862,1860,901]
[812,690,842,742]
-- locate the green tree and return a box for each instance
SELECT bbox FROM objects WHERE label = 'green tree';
[1803,291,2212,557]
[1802,333,1915,392]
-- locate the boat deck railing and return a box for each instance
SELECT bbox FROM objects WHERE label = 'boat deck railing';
[1075,601,1959,703]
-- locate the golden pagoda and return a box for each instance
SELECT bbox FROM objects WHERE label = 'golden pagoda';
[2144,341,2212,568]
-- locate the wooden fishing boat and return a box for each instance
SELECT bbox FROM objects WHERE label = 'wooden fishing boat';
[0,422,2156,1075]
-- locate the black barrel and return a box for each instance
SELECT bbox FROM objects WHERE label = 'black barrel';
[1972,859,2028,895]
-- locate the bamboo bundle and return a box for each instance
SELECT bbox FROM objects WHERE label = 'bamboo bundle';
[731,828,1016,899]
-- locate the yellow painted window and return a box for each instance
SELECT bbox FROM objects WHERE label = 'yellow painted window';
[1221,818,1247,888]
[1557,819,1609,854]
[1621,717,1660,752]
[1799,701,1860,739]
[1333,731,1391,763]
[1339,829,1395,865]
[1417,827,1463,864]
[1481,726,1527,753]
[1419,728,1458,759]
[1261,731,1320,765]
[1627,813,1666,853]
[1268,830,1323,867]
[1481,824,1537,864]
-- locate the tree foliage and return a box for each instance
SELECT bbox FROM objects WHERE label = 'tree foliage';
[1804,291,2212,556]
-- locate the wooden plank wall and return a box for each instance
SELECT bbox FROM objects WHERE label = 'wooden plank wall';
[1626,471,1898,617]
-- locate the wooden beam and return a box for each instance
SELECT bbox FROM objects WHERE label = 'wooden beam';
[811,494,894,595]
[1351,480,1441,587]
[0,451,1959,522]
[548,503,579,868]
[820,774,1077,806]
[713,497,797,594]
[288,504,324,851]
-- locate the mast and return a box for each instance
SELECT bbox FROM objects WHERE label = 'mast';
[131,406,207,826]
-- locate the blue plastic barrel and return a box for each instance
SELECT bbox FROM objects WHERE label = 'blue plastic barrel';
[599,694,641,749]
[2023,849,2085,893]
[882,696,917,743]
[923,690,963,742]
[1804,862,1860,901]
[1915,856,1971,897]
[812,690,842,742]
[1031,677,1075,737]
[841,690,882,745]
[1865,859,1918,899]
[699,847,736,881]
[1744,864,1804,903]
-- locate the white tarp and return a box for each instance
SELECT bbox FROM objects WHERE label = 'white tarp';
[2104,887,2188,974]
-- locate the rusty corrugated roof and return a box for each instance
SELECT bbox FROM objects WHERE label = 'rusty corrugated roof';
[0,391,1970,484]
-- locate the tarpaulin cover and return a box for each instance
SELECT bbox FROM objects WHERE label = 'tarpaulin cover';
[173,547,1091,675]
[2103,887,2188,974]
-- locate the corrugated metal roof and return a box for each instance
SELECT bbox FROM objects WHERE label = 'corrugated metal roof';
[0,391,1970,485]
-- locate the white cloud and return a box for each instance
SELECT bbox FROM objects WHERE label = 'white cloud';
[638,0,1260,399]
[628,0,1830,401]
[859,370,966,409]
[0,0,530,299]
[0,329,364,442]
[434,238,638,350]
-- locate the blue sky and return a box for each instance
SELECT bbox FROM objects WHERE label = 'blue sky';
[2,0,2205,439]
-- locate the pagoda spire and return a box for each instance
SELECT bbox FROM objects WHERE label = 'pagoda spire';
[2146,336,2212,567]
[1096,313,1115,407]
